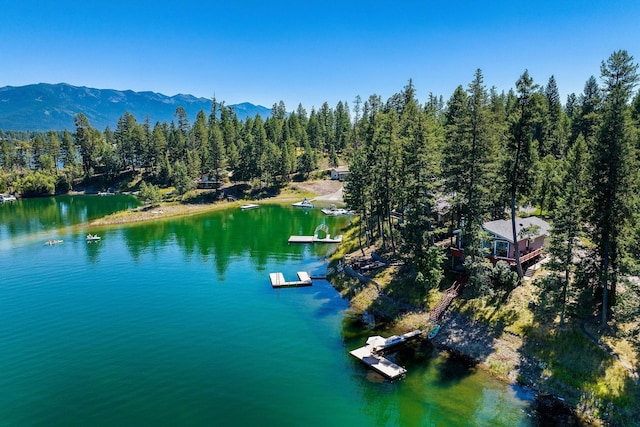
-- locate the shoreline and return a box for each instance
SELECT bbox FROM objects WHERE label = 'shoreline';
[87,180,345,227]
[327,259,603,426]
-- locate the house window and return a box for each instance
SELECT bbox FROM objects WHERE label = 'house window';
[495,240,509,257]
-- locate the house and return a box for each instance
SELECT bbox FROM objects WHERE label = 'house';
[196,175,220,189]
[330,166,349,181]
[450,216,551,266]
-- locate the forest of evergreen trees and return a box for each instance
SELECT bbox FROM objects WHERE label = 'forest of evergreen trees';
[2,50,640,328]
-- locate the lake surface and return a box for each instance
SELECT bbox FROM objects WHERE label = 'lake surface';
[0,196,533,426]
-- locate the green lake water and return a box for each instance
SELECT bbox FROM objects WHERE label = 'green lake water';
[0,196,533,426]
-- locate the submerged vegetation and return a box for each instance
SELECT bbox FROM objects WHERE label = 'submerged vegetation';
[2,49,640,424]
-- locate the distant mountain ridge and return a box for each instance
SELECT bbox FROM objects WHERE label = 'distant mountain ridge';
[0,83,271,131]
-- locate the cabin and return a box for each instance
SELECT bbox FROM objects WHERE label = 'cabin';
[330,166,349,181]
[196,175,221,189]
[450,216,551,267]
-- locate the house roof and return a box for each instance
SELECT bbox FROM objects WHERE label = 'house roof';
[483,216,550,244]
[331,166,349,173]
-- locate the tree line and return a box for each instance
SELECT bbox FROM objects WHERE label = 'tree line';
[0,97,352,196]
[1,50,639,328]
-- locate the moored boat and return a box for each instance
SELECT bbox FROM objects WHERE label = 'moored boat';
[45,239,63,245]
[428,324,441,339]
[292,198,314,208]
[321,204,351,216]
[86,234,101,241]
[0,194,17,203]
[240,203,259,210]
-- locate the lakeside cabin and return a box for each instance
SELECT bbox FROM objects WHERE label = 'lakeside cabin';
[196,175,221,189]
[450,216,551,267]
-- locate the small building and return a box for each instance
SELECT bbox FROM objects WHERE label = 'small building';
[482,216,550,264]
[450,216,551,266]
[196,175,220,189]
[330,166,349,181]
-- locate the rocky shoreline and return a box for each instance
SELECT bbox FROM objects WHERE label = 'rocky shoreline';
[331,262,602,426]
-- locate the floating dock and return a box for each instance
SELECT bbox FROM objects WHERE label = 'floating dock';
[349,346,407,380]
[349,330,423,380]
[269,271,312,288]
[288,223,342,244]
[288,235,343,244]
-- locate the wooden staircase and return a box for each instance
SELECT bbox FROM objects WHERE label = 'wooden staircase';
[429,279,465,322]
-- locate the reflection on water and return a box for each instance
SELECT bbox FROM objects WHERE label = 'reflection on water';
[0,195,533,426]
[116,205,348,276]
[0,195,139,243]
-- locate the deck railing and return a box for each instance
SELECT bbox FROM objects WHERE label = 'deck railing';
[448,246,543,266]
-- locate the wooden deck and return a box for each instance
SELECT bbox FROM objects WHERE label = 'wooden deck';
[449,246,543,266]
[269,271,312,288]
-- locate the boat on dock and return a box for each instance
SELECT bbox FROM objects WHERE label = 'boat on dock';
[288,223,342,244]
[349,330,423,380]
[321,204,351,216]
[240,203,259,210]
[269,271,312,288]
[292,198,314,209]
[86,234,101,242]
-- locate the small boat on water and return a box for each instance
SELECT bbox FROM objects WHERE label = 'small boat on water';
[428,324,441,340]
[45,239,63,246]
[292,198,314,209]
[0,194,17,203]
[86,234,101,242]
[240,203,259,210]
[321,204,351,216]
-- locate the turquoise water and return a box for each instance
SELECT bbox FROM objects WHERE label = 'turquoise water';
[0,197,532,426]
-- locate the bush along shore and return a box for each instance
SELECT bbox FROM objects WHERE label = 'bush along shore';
[326,222,639,426]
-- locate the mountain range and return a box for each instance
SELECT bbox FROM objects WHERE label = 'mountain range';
[0,83,271,131]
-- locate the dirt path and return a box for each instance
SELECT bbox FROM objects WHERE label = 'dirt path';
[314,186,343,202]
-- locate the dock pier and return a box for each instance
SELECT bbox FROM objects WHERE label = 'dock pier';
[349,330,423,380]
[269,271,313,288]
[288,223,343,244]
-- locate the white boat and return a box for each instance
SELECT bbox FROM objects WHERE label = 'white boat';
[0,194,17,203]
[97,191,115,196]
[86,234,101,241]
[321,204,351,216]
[45,239,63,245]
[292,198,314,209]
[240,203,259,210]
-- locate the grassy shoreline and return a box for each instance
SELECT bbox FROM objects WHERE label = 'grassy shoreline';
[87,183,328,227]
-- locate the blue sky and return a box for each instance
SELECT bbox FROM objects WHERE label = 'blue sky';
[1,1,639,111]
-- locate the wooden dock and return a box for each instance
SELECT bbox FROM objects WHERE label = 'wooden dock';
[269,271,312,288]
[349,330,423,380]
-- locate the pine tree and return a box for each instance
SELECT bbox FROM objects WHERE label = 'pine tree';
[589,50,639,326]
[506,70,540,278]
[548,135,588,325]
